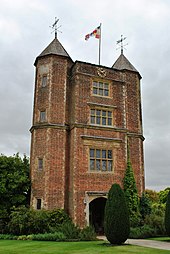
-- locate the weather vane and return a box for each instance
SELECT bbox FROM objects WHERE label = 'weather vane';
[116,35,128,54]
[50,17,62,38]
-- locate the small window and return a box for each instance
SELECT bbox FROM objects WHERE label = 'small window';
[36,198,42,210]
[38,158,43,170]
[40,111,46,122]
[89,148,113,172]
[42,75,47,87]
[92,81,110,97]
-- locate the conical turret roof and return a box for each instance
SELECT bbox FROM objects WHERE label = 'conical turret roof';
[35,38,72,65]
[39,38,71,58]
[112,53,138,73]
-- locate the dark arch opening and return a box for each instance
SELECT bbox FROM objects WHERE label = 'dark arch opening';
[89,197,107,235]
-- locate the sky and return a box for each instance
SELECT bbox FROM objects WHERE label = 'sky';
[0,0,170,191]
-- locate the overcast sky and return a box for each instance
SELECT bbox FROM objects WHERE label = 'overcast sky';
[0,0,170,191]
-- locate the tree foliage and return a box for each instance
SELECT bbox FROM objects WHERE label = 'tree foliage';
[139,192,152,220]
[123,150,140,226]
[159,188,170,204]
[145,189,159,204]
[165,190,170,236]
[104,183,130,245]
[0,153,30,212]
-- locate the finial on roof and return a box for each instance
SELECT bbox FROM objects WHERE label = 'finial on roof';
[116,35,128,54]
[50,17,62,39]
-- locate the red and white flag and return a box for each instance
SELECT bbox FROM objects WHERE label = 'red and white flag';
[85,26,101,41]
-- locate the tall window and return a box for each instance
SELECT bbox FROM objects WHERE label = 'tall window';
[90,148,113,172]
[90,109,112,126]
[40,111,46,122]
[36,198,42,210]
[38,158,43,170]
[92,81,109,97]
[42,75,47,87]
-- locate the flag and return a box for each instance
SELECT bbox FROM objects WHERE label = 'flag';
[85,26,101,41]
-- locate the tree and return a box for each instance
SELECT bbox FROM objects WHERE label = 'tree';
[159,188,170,204]
[123,148,140,226]
[0,153,30,212]
[139,192,152,220]
[104,183,130,245]
[145,189,159,204]
[165,190,170,236]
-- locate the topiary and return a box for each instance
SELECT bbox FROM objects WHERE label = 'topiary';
[104,183,130,245]
[165,190,170,236]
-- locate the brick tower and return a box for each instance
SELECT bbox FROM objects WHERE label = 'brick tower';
[30,37,145,231]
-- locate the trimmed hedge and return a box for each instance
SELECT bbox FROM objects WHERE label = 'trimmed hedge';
[104,183,130,244]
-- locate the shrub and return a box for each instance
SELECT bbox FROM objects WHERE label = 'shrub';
[104,183,130,245]
[0,234,16,240]
[165,190,170,236]
[139,192,152,220]
[79,226,96,241]
[129,225,156,239]
[58,221,81,239]
[8,206,50,235]
[8,206,70,235]
[145,213,165,236]
[31,232,66,241]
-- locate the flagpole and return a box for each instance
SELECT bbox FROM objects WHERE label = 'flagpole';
[99,23,102,65]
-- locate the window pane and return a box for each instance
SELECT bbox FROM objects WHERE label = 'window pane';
[96,117,100,124]
[40,111,46,122]
[38,158,43,170]
[90,159,95,170]
[37,199,42,210]
[108,161,112,171]
[108,150,112,159]
[91,109,95,115]
[96,160,100,170]
[91,116,95,124]
[93,88,97,94]
[102,111,106,116]
[99,89,103,95]
[42,76,47,87]
[108,111,112,117]
[99,82,103,88]
[93,81,98,87]
[102,160,107,171]
[108,118,112,126]
[104,90,109,96]
[102,118,106,125]
[96,110,101,116]
[104,83,109,89]
[102,150,106,158]
[96,149,100,158]
[90,149,95,158]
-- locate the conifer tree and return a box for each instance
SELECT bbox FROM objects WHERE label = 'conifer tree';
[123,145,140,226]
[104,183,130,245]
[165,190,170,236]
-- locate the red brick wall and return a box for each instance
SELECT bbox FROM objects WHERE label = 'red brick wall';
[30,56,144,228]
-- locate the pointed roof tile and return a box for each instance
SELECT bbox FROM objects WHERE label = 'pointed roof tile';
[112,53,138,73]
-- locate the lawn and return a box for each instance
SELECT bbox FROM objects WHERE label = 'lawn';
[148,237,170,242]
[0,240,170,254]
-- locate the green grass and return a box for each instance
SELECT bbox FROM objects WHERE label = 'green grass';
[0,240,169,254]
[148,237,170,242]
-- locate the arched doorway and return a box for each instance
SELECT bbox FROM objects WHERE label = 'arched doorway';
[89,197,107,235]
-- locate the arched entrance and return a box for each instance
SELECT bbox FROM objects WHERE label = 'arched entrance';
[89,197,107,235]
